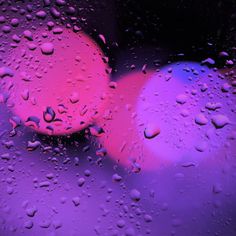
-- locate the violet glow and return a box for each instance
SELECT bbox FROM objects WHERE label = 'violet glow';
[0,1,236,236]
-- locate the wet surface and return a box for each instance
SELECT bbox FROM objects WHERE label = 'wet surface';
[0,1,236,236]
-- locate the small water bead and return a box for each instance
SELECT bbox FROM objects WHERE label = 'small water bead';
[21,89,29,100]
[112,173,122,182]
[211,114,230,129]
[144,124,161,139]
[39,181,50,188]
[144,214,153,223]
[0,67,14,78]
[205,102,222,111]
[23,30,33,41]
[50,7,61,19]
[2,25,11,33]
[10,18,19,27]
[43,107,56,122]
[213,183,223,194]
[27,141,41,151]
[116,219,125,228]
[26,206,38,217]
[219,51,229,57]
[53,27,63,34]
[56,0,66,6]
[195,113,208,125]
[12,34,21,43]
[180,109,190,117]
[0,16,6,23]
[36,10,47,19]
[176,94,187,104]
[40,42,54,55]
[221,83,231,93]
[195,141,208,152]
[69,92,79,104]
[52,220,62,229]
[24,220,33,229]
[72,197,80,207]
[78,178,85,187]
[201,57,215,65]
[130,189,141,202]
[39,220,51,229]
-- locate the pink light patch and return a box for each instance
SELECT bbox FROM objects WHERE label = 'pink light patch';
[97,71,164,171]
[2,28,109,135]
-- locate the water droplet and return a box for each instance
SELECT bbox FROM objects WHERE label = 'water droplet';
[43,107,56,122]
[211,114,229,129]
[144,124,161,139]
[40,42,54,55]
[130,189,141,202]
[195,113,208,125]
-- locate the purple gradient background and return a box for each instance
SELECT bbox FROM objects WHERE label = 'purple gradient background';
[1,100,236,236]
[0,1,236,236]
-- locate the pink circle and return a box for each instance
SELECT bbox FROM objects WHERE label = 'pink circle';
[97,71,163,171]
[2,28,109,135]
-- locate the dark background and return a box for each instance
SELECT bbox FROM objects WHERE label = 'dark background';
[1,0,236,66]
[78,0,236,67]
